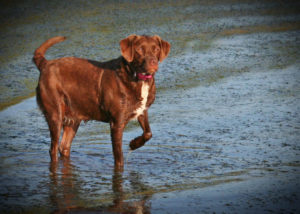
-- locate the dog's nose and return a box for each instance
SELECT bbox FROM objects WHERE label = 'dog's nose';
[149,58,158,66]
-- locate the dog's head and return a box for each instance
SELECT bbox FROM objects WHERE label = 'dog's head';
[120,35,170,80]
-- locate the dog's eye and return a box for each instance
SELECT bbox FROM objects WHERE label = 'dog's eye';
[136,47,143,53]
[154,47,160,53]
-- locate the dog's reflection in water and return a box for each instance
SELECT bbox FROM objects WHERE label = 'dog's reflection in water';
[111,171,151,214]
[49,160,151,214]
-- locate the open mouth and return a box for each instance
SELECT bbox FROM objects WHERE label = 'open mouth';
[137,72,152,81]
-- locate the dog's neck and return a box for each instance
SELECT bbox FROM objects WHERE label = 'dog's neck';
[121,57,136,81]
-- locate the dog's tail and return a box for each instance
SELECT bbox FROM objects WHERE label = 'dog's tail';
[33,36,66,71]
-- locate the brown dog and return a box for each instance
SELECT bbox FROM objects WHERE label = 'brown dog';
[33,35,170,170]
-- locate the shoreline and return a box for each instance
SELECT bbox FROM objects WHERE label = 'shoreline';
[0,92,36,112]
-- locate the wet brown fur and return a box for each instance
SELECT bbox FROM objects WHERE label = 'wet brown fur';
[33,35,170,170]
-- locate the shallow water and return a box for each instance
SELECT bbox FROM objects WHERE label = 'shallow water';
[1,0,300,213]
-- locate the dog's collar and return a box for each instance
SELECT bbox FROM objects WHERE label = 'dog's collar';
[137,73,152,81]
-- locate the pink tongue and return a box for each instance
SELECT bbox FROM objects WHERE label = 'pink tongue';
[137,73,152,80]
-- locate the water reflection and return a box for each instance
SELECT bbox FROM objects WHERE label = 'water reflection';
[110,172,151,214]
[49,159,151,213]
[49,159,82,211]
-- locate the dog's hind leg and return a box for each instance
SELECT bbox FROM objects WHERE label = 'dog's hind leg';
[46,111,63,162]
[59,120,80,158]
[38,85,64,162]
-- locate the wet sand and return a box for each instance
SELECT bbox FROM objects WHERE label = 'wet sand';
[1,0,300,213]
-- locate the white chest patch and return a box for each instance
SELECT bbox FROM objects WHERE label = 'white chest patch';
[134,82,149,118]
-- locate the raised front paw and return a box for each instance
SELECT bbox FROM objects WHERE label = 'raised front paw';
[129,136,145,150]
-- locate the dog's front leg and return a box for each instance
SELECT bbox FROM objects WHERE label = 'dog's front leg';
[110,122,125,171]
[129,111,152,150]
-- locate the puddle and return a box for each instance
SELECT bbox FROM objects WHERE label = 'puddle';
[1,0,300,213]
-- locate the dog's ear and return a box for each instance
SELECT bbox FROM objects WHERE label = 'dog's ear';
[120,34,139,62]
[153,35,171,62]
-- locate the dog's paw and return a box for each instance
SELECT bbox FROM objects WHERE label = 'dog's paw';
[129,136,145,150]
